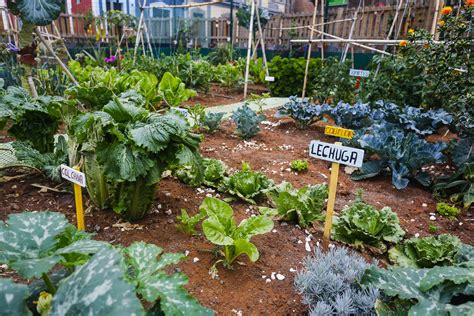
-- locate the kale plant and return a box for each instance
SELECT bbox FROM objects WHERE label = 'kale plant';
[203,112,225,133]
[295,247,379,316]
[332,192,405,254]
[275,96,329,128]
[388,234,463,268]
[231,104,265,139]
[352,124,447,189]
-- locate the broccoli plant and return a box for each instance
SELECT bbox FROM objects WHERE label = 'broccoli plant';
[70,90,203,220]
[260,182,327,228]
[200,197,273,268]
[388,234,463,268]
[0,211,213,315]
[203,112,225,133]
[332,191,405,254]
[231,104,265,139]
[295,247,379,316]
[224,162,273,204]
[290,159,309,172]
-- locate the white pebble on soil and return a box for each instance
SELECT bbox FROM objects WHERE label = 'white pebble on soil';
[430,215,437,221]
[193,257,200,263]
[276,273,285,281]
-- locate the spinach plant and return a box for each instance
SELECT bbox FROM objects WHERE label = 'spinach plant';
[332,191,405,254]
[388,234,463,268]
[231,104,265,139]
[70,90,203,220]
[224,162,273,204]
[260,182,327,228]
[200,197,273,267]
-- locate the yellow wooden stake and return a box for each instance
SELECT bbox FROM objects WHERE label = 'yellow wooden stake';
[73,165,85,230]
[322,141,342,251]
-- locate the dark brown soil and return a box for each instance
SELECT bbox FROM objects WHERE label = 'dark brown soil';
[183,84,268,108]
[1,108,472,315]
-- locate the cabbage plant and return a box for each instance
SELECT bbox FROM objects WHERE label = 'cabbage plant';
[224,162,273,204]
[70,90,203,220]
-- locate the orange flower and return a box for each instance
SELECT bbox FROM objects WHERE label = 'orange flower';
[440,6,453,15]
[465,0,474,6]
[399,40,408,47]
[408,28,415,35]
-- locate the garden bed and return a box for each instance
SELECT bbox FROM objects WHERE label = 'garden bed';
[1,107,472,315]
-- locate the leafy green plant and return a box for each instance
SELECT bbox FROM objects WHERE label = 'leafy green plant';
[311,58,356,104]
[0,211,212,315]
[70,90,203,220]
[207,44,238,65]
[0,85,67,153]
[203,112,224,133]
[388,234,463,268]
[429,224,439,233]
[275,96,329,129]
[361,250,474,315]
[159,72,196,107]
[332,192,405,254]
[176,209,207,235]
[261,182,328,228]
[231,104,265,139]
[290,159,309,172]
[436,202,461,219]
[187,103,206,129]
[200,197,273,267]
[212,63,243,89]
[202,158,227,188]
[224,162,273,204]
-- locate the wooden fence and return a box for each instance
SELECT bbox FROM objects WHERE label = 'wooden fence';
[1,3,437,51]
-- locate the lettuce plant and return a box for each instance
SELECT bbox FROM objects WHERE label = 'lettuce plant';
[200,197,273,267]
[295,247,379,316]
[70,90,203,220]
[436,202,461,219]
[388,234,462,268]
[224,162,273,204]
[361,255,474,315]
[290,159,309,172]
[332,193,405,254]
[231,104,265,139]
[261,182,328,228]
[158,72,197,107]
[203,158,227,188]
[352,124,447,189]
[0,211,213,315]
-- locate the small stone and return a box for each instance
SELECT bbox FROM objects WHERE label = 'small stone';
[289,268,297,273]
[459,222,463,226]
[165,192,171,196]
[266,278,271,283]
[414,233,420,238]
[167,219,174,224]
[305,241,311,252]
[271,272,276,280]
[429,215,436,221]
[276,273,285,280]
[410,219,416,222]
[193,257,200,263]
[165,209,172,215]
[184,250,190,256]
[422,203,428,208]
[272,229,277,233]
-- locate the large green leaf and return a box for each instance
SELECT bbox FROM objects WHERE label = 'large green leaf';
[0,212,105,279]
[199,197,234,231]
[51,247,144,315]
[0,278,31,315]
[420,266,474,292]
[103,94,148,123]
[233,215,273,240]
[202,217,234,246]
[15,0,63,26]
[232,239,259,262]
[158,72,196,107]
[124,242,213,315]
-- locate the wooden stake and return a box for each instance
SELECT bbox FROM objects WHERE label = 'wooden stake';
[73,166,85,230]
[302,0,318,99]
[322,141,341,251]
[243,0,256,98]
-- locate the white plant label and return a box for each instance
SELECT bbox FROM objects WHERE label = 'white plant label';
[175,107,189,117]
[61,165,86,187]
[309,140,364,168]
[349,69,370,78]
[265,76,275,82]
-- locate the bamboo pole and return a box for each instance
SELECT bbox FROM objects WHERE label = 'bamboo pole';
[293,35,392,55]
[145,0,222,9]
[301,0,318,99]
[34,28,78,85]
[320,0,324,60]
[267,18,351,30]
[255,0,270,78]
[341,1,361,63]
[431,0,443,39]
[292,38,441,45]
[243,0,256,98]
[133,5,145,64]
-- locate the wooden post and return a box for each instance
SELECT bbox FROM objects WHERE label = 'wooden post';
[301,0,318,99]
[341,2,361,62]
[255,1,270,78]
[133,4,145,64]
[322,141,341,251]
[73,165,85,230]
[431,0,443,38]
[243,0,256,98]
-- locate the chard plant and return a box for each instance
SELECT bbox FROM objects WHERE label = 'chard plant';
[331,191,405,254]
[200,197,273,268]
[260,182,328,228]
[388,234,463,268]
[70,90,203,220]
[158,72,197,107]
[224,162,273,204]
[0,211,213,315]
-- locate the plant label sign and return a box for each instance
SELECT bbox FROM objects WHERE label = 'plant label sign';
[309,140,364,168]
[349,69,370,78]
[265,76,275,82]
[61,165,86,187]
[324,125,354,139]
